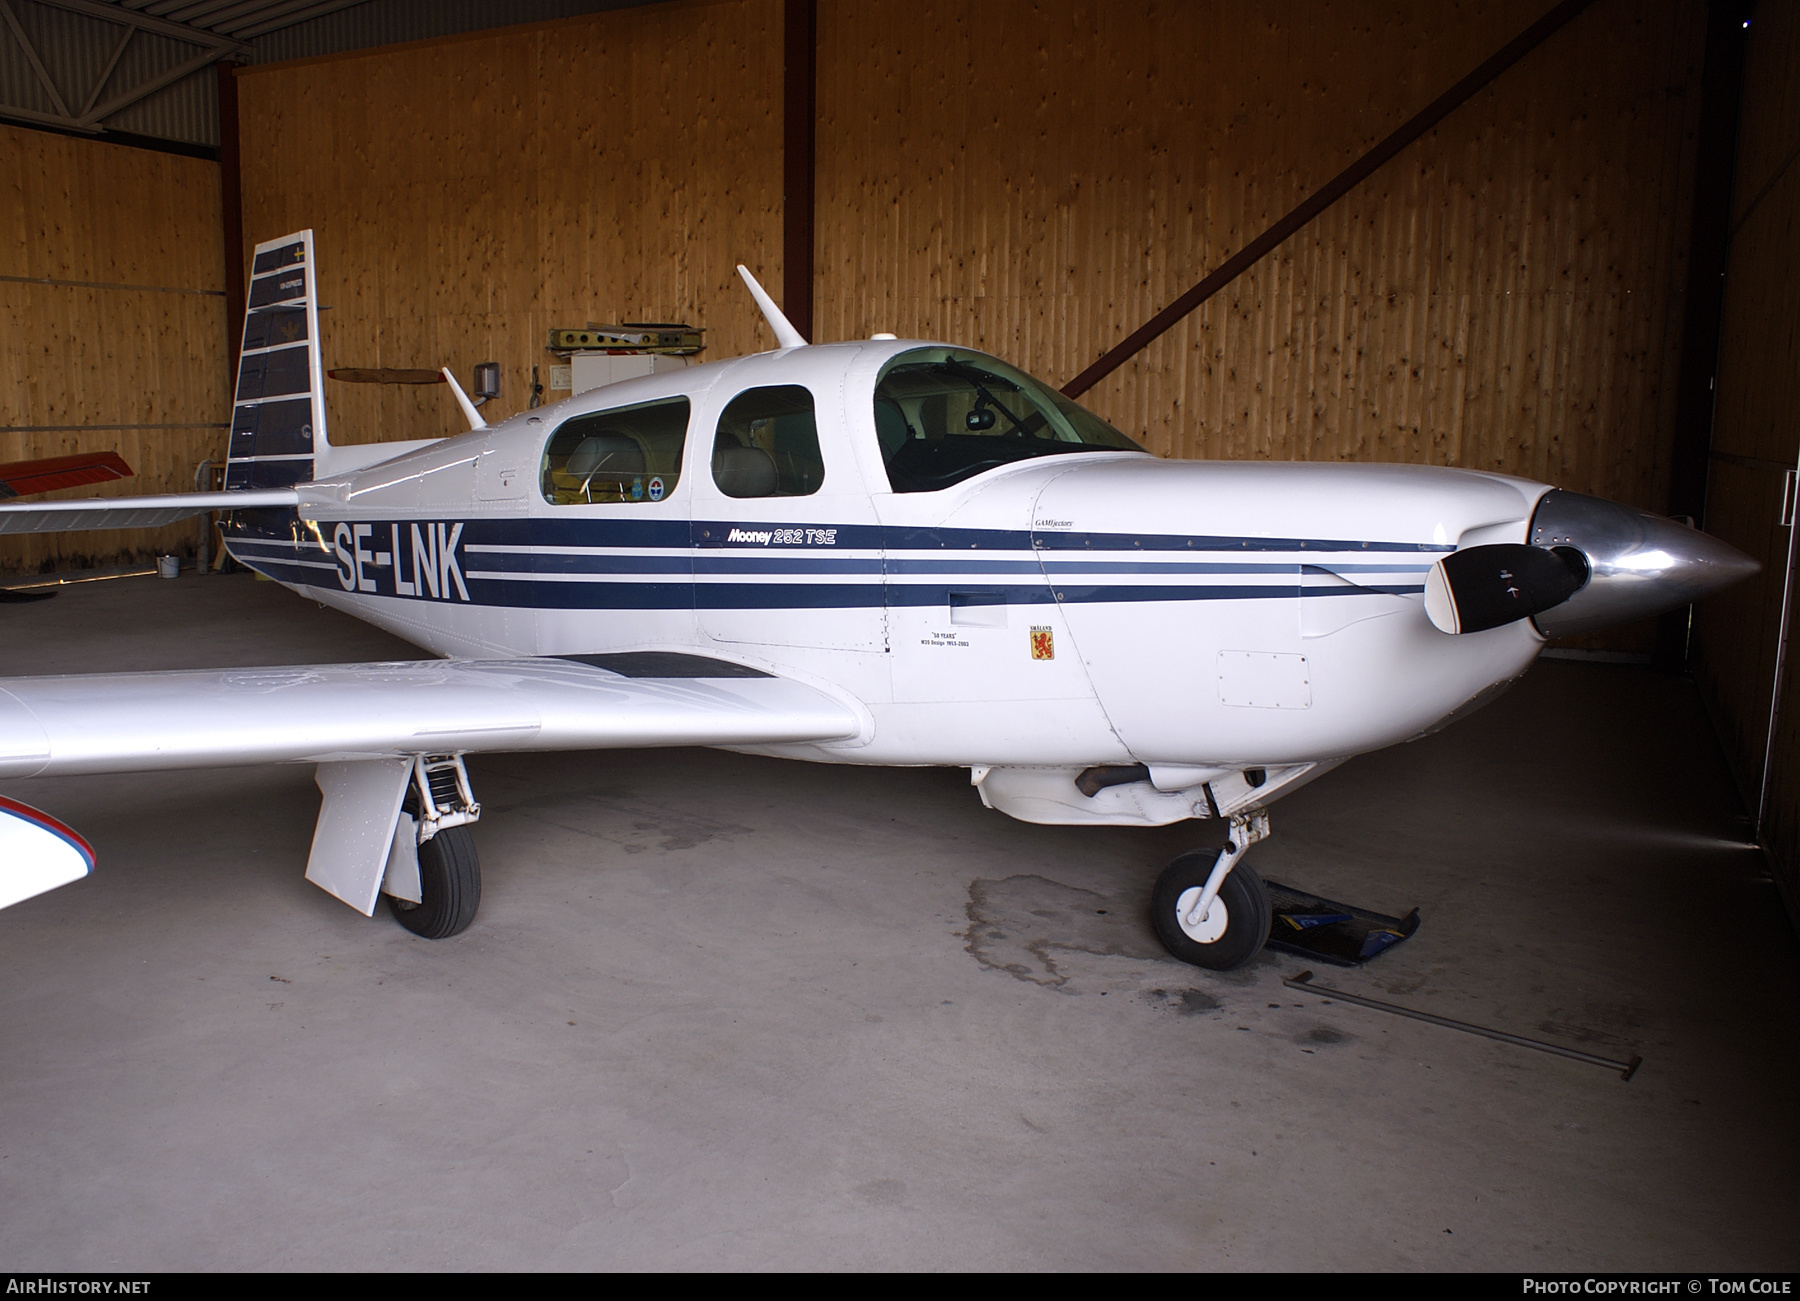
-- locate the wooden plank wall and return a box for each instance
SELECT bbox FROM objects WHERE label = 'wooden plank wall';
[26,0,1707,600]
[0,122,229,576]
[815,0,1704,515]
[234,0,784,449]
[1693,0,1800,919]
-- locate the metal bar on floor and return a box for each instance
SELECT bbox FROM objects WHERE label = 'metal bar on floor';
[1284,970,1643,1081]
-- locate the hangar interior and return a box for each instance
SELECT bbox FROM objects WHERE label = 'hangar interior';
[1,0,1797,1270]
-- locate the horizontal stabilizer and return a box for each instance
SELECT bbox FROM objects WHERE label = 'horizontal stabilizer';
[0,489,299,535]
[0,656,860,778]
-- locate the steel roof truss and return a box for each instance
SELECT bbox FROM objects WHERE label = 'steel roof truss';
[76,23,131,118]
[32,0,242,48]
[0,0,74,118]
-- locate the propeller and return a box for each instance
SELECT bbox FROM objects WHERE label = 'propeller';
[1423,543,1589,635]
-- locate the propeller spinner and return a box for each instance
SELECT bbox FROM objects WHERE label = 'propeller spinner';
[1425,490,1760,637]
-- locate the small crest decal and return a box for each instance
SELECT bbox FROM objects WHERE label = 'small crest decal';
[1030,626,1054,660]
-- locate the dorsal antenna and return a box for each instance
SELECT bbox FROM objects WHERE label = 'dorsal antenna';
[736,264,807,350]
[441,367,487,431]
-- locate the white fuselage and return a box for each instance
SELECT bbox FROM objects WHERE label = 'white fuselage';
[225,340,1548,823]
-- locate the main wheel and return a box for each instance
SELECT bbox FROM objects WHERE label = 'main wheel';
[387,825,481,938]
[1150,851,1272,970]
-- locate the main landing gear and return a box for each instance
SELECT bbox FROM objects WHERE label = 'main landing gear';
[1151,810,1272,970]
[386,756,482,939]
[389,825,481,938]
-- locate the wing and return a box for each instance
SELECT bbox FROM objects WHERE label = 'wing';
[0,654,859,778]
[0,488,299,535]
[0,654,859,915]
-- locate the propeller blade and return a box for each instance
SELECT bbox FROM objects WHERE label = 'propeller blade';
[1423,543,1589,635]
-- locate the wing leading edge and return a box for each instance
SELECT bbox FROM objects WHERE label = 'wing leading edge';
[0,489,300,535]
[0,657,860,778]
[0,657,859,917]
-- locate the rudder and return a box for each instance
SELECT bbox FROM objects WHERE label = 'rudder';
[227,229,329,490]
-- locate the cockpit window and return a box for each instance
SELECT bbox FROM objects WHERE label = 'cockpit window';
[541,396,690,505]
[712,384,824,498]
[874,348,1143,493]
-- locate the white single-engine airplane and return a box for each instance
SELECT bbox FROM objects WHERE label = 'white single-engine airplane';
[0,230,1758,969]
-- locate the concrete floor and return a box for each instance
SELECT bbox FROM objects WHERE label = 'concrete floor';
[1,571,1796,1271]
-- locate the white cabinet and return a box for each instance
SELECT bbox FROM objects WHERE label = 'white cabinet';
[568,352,688,395]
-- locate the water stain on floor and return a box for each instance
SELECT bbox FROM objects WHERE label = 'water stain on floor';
[1145,987,1221,1015]
[963,874,1165,987]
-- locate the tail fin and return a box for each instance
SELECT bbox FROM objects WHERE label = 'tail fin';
[226,229,329,490]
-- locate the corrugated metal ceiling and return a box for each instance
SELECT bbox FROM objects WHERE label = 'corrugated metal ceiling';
[118,0,374,43]
[0,0,664,150]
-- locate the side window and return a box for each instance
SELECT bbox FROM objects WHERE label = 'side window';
[712,385,824,499]
[540,396,690,505]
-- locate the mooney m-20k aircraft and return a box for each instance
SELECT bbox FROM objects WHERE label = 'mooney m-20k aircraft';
[0,230,1759,968]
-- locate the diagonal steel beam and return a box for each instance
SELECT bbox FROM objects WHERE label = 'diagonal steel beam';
[1061,0,1600,398]
[81,41,226,125]
[78,24,133,118]
[0,0,73,118]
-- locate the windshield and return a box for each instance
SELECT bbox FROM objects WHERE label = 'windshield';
[873,348,1143,493]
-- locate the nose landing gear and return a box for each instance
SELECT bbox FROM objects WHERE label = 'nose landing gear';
[1151,810,1272,970]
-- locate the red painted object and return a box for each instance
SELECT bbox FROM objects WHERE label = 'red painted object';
[0,452,135,499]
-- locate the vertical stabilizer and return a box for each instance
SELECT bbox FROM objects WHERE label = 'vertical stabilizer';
[226,230,328,490]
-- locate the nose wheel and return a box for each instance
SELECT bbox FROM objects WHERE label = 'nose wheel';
[1151,812,1273,970]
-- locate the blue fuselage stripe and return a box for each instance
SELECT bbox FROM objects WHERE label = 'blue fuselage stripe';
[224,511,1435,611]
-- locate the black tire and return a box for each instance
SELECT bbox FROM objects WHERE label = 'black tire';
[1150,850,1272,971]
[387,825,481,938]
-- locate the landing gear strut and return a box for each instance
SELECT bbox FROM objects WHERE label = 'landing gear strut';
[1151,810,1272,970]
[387,755,482,939]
